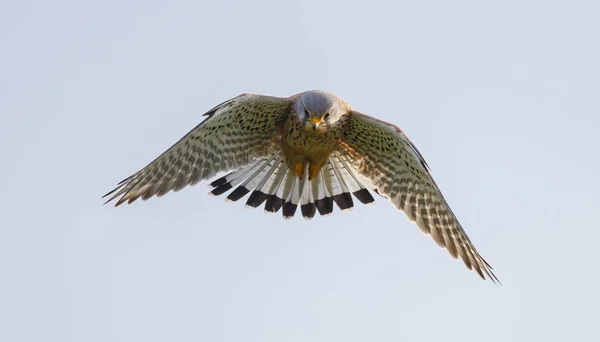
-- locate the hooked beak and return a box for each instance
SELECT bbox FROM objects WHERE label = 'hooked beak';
[309,116,323,130]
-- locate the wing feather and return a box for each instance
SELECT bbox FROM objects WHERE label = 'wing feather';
[339,111,499,283]
[103,94,293,206]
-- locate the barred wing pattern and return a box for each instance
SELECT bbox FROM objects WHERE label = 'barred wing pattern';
[339,111,499,282]
[103,94,292,206]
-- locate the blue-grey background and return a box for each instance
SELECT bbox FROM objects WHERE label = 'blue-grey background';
[2,1,599,341]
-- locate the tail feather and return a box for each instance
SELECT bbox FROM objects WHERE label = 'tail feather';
[207,154,376,219]
[209,163,259,196]
[301,173,317,219]
[314,170,334,216]
[321,161,340,197]
[225,154,282,202]
[332,151,375,205]
[265,169,295,214]
[247,157,288,208]
[328,156,354,211]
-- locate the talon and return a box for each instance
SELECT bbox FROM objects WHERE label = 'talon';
[309,163,321,181]
[295,162,305,179]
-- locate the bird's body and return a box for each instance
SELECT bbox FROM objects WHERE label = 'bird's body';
[279,92,350,180]
[104,90,499,283]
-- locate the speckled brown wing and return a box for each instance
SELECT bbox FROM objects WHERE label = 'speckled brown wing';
[103,94,294,206]
[339,111,499,283]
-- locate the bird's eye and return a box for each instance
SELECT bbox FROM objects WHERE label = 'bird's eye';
[324,112,330,120]
[304,109,310,117]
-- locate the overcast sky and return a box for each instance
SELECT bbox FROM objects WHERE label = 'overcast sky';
[2,0,599,341]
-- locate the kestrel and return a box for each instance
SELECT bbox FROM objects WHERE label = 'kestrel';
[103,90,499,283]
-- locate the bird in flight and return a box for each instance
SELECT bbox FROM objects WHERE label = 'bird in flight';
[103,90,499,283]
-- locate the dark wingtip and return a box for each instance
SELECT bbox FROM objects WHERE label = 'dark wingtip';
[102,185,121,199]
[485,266,502,286]
[102,188,123,206]
[103,174,134,205]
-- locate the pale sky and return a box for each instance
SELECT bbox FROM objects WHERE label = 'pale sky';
[2,1,599,341]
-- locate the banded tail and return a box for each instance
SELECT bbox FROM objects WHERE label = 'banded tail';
[208,152,375,219]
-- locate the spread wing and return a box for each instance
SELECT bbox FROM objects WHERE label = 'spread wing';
[103,94,293,206]
[339,111,499,283]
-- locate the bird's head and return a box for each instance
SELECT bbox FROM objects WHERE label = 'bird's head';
[296,90,346,132]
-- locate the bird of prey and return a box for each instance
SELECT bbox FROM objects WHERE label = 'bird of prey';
[103,90,499,283]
